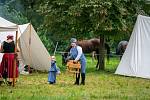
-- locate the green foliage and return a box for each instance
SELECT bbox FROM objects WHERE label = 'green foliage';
[0,4,28,24]
[37,0,146,40]
[36,0,148,52]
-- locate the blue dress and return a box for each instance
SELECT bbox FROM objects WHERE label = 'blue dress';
[48,61,57,83]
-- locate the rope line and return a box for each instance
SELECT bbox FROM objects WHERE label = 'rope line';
[54,51,124,57]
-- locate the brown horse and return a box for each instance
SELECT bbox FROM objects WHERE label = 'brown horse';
[62,38,110,69]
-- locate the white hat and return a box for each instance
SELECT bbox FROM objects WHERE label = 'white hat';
[51,56,56,61]
[70,38,77,43]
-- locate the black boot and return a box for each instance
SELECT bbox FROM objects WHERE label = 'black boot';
[74,73,80,85]
[49,82,54,84]
[7,81,12,86]
[0,81,3,86]
[81,73,85,85]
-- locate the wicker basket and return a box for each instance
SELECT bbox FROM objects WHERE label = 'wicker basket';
[66,60,81,74]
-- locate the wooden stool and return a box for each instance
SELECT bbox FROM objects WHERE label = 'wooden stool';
[66,60,81,74]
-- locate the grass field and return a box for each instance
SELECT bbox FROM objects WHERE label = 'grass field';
[0,54,150,100]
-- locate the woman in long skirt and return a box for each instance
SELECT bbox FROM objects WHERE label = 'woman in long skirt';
[0,35,19,85]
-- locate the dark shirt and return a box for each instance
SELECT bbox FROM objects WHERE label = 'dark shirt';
[2,41,15,53]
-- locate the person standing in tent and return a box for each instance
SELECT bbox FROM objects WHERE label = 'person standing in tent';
[67,38,86,85]
[48,56,60,84]
[0,35,19,86]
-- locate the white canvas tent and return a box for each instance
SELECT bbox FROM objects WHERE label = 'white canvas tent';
[0,17,50,71]
[115,15,150,79]
[18,23,50,71]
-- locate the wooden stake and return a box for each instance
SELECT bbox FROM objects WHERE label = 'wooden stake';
[13,30,18,87]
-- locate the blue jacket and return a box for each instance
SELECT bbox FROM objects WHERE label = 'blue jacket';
[49,61,57,72]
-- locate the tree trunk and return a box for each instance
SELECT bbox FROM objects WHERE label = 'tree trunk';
[98,35,105,70]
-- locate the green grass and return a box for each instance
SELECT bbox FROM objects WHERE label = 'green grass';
[0,54,150,100]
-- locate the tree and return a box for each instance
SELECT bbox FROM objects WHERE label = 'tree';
[37,0,147,70]
[0,3,28,24]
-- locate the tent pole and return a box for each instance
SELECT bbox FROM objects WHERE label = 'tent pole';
[28,23,31,73]
[13,30,18,87]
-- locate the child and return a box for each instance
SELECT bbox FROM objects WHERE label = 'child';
[48,56,60,84]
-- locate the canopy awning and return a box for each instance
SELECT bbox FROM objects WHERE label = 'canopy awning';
[0,17,18,32]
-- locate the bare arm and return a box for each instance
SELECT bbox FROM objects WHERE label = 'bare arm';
[17,43,20,52]
[0,42,4,52]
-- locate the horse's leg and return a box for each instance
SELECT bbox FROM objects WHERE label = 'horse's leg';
[96,50,99,69]
[62,54,65,65]
[92,51,95,62]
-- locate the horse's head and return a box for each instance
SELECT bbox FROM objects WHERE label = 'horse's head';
[116,41,128,55]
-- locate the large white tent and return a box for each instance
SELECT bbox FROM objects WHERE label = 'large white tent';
[0,17,50,71]
[115,15,150,79]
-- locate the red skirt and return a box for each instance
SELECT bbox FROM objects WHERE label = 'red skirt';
[0,53,19,82]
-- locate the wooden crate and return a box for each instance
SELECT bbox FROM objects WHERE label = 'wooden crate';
[66,60,81,74]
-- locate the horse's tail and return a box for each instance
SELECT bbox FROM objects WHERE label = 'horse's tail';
[105,43,110,62]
